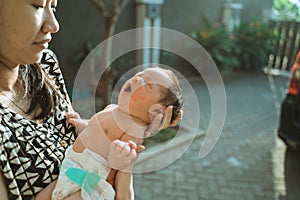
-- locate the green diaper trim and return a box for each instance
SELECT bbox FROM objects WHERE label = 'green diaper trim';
[65,168,101,195]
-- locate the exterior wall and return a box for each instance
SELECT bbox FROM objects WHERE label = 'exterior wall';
[51,0,273,88]
[239,0,273,22]
[161,0,273,35]
[162,0,223,35]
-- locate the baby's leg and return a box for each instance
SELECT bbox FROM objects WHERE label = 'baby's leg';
[115,171,134,200]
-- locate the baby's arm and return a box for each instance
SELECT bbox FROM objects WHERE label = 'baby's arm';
[112,134,143,200]
[106,139,143,200]
[66,112,89,133]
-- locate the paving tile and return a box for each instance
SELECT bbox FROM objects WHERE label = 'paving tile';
[133,71,300,200]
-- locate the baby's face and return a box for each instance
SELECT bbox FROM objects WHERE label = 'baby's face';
[118,67,172,123]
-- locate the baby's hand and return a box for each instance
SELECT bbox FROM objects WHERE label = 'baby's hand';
[66,112,81,124]
[66,112,88,133]
[108,140,145,170]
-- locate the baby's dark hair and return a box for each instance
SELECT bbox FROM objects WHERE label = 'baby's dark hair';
[158,68,183,124]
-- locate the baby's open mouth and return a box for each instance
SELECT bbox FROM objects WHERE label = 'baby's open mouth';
[124,84,131,93]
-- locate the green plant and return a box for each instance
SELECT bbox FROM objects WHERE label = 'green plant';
[233,19,274,69]
[273,0,300,21]
[143,127,178,147]
[73,40,96,64]
[191,23,239,74]
[192,18,275,72]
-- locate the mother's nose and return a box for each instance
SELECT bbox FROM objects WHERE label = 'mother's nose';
[42,10,60,33]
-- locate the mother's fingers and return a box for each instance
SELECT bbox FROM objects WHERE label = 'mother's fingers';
[169,109,183,127]
[161,106,173,129]
[145,106,183,137]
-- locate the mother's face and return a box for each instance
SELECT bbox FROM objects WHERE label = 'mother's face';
[0,0,59,67]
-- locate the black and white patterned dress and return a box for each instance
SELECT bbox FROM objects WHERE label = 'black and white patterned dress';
[0,50,77,199]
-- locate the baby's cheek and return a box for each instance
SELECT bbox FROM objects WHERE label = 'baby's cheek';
[130,91,142,102]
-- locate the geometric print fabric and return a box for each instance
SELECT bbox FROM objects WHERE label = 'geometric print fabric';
[0,50,77,199]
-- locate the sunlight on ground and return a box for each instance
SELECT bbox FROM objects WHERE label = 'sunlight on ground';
[271,133,287,199]
[267,73,289,199]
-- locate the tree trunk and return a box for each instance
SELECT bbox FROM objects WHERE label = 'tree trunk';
[90,0,130,109]
[99,15,119,109]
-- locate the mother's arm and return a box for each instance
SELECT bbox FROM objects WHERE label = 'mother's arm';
[0,172,8,200]
[34,181,56,200]
[1,171,83,200]
[34,181,82,200]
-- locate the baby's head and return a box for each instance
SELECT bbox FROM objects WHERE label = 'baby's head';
[118,67,183,124]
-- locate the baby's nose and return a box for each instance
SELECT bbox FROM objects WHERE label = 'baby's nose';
[132,76,144,84]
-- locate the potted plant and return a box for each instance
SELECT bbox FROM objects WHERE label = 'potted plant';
[233,19,274,69]
[191,21,239,75]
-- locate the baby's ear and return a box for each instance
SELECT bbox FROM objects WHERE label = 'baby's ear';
[149,104,166,120]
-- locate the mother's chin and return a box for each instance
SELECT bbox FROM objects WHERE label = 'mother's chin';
[21,49,46,65]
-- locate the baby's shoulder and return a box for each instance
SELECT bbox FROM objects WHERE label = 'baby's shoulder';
[103,104,118,111]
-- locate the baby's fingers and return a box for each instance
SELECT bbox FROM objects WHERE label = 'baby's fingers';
[136,145,146,153]
[66,112,81,120]
[128,140,137,150]
[127,149,137,160]
[67,118,79,126]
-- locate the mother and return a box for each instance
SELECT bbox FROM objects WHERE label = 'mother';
[0,0,179,199]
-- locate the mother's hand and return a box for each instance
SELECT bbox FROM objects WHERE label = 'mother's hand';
[165,106,183,128]
[145,106,183,137]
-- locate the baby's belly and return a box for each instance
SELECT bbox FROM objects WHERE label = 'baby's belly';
[78,115,117,159]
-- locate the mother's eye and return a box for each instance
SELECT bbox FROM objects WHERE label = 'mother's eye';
[32,4,44,9]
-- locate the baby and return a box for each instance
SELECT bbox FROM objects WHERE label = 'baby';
[52,67,183,200]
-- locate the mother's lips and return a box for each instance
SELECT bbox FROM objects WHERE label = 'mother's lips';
[34,39,51,49]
